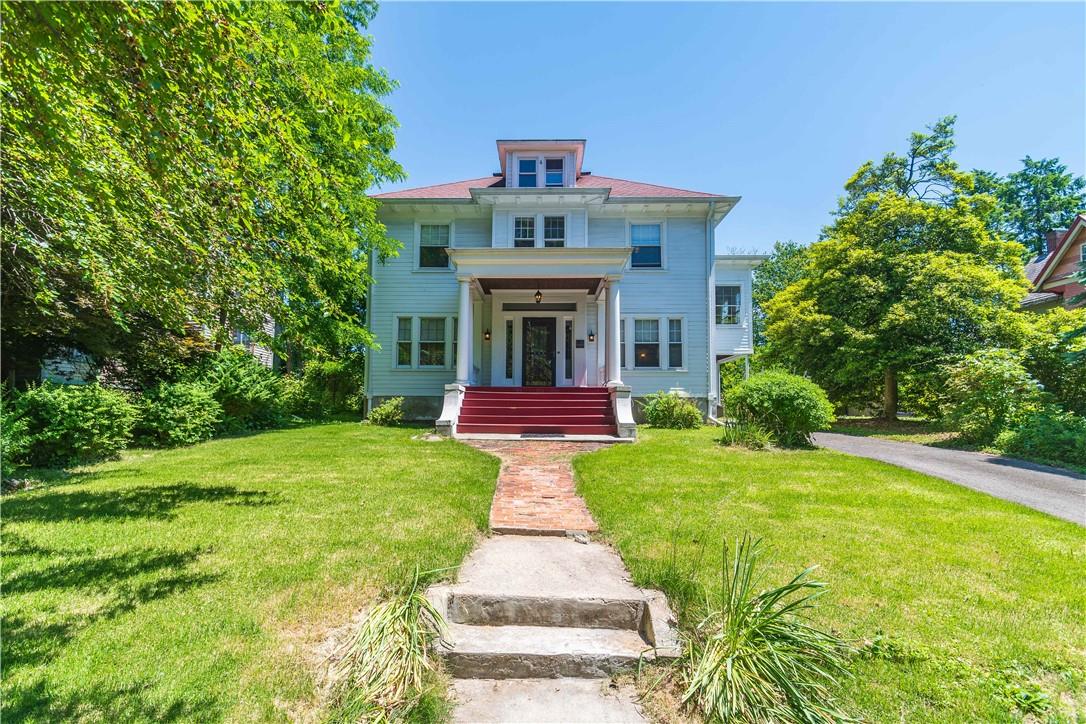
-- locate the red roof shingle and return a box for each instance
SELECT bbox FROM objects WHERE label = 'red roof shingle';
[372,174,723,200]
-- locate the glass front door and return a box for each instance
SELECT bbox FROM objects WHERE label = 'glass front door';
[521,317,556,386]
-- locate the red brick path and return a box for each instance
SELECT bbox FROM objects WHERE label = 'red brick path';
[466,440,606,534]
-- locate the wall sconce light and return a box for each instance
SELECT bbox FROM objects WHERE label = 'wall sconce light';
[587,331,596,343]
[483,328,491,341]
[534,290,543,304]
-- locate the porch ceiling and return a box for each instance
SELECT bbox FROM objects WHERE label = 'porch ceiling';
[478,277,602,294]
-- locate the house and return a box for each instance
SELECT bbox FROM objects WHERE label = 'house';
[366,139,763,439]
[1022,214,1086,311]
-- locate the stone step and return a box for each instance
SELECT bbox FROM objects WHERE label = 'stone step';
[442,623,654,679]
[451,678,646,723]
[457,423,618,435]
[447,592,645,630]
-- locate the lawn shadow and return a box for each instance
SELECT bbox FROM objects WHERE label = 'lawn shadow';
[1,483,278,524]
[3,676,224,722]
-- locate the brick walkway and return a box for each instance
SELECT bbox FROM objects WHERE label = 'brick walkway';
[466,441,606,534]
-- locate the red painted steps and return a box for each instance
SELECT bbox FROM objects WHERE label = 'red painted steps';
[457,386,617,436]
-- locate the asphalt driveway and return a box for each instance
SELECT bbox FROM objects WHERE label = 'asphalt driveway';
[813,432,1086,526]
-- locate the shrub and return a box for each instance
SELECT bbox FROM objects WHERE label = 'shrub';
[995,407,1086,469]
[724,371,835,446]
[13,382,136,467]
[1018,307,1086,416]
[641,391,702,429]
[2,397,31,480]
[368,397,404,427]
[198,346,284,432]
[680,535,852,723]
[134,382,222,448]
[719,420,773,450]
[942,349,1042,445]
[285,358,365,418]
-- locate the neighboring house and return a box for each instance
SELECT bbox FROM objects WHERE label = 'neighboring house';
[367,138,763,439]
[1022,214,1086,311]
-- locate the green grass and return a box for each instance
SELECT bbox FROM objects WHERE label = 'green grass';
[574,427,1086,722]
[2,423,498,722]
[830,416,964,446]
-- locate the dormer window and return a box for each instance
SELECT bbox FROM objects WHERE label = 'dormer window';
[518,159,537,188]
[545,158,564,187]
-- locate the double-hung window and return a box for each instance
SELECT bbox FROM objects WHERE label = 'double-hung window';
[396,317,413,367]
[418,224,450,268]
[543,216,565,247]
[418,317,446,367]
[620,320,626,368]
[715,285,741,325]
[513,216,536,248]
[630,223,662,268]
[518,159,537,188]
[634,319,660,368]
[545,158,564,187]
[668,319,683,368]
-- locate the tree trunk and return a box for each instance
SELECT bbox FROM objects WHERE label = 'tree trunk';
[883,366,898,421]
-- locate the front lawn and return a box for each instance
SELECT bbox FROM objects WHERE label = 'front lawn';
[2,423,498,722]
[575,427,1086,722]
[830,416,963,446]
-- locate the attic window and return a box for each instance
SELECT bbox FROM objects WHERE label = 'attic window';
[545,158,564,187]
[518,159,537,188]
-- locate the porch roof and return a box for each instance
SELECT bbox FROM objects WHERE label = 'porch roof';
[445,247,631,287]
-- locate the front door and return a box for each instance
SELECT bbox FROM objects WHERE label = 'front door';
[522,317,556,386]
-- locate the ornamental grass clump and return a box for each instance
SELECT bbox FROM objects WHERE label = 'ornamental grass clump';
[681,535,852,723]
[323,571,446,722]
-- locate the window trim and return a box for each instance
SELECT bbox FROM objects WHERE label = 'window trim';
[620,315,687,372]
[392,314,458,370]
[517,158,538,189]
[632,318,661,370]
[513,215,536,248]
[667,317,686,370]
[413,221,455,272]
[715,284,742,326]
[509,211,571,248]
[544,157,565,187]
[543,214,566,248]
[626,220,666,270]
[394,316,414,368]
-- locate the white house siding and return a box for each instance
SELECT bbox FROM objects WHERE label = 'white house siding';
[615,216,710,404]
[712,266,753,354]
[586,217,625,248]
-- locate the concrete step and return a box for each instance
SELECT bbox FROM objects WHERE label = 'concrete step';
[457,423,618,435]
[451,678,646,723]
[447,592,645,630]
[442,623,653,679]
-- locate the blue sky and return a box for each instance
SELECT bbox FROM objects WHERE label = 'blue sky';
[367,2,1085,253]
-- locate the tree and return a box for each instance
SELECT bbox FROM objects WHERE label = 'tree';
[1,1,404,380]
[752,241,809,346]
[973,157,1086,258]
[766,121,1030,419]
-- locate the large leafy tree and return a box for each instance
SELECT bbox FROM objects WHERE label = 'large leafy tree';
[1,1,403,379]
[766,119,1029,418]
[974,157,1085,258]
[752,241,809,347]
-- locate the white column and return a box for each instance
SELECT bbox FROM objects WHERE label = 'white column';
[457,278,472,385]
[606,279,622,385]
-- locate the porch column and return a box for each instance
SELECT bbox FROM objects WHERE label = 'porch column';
[457,277,472,385]
[605,278,622,385]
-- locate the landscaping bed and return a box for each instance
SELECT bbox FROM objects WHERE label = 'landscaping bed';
[575,427,1086,722]
[1,423,498,721]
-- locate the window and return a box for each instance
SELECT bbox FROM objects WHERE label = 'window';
[419,224,450,268]
[518,158,537,188]
[451,319,458,368]
[505,319,514,378]
[564,320,573,380]
[620,320,626,368]
[1081,244,1086,263]
[668,319,683,368]
[715,285,741,325]
[543,216,565,247]
[634,319,660,368]
[396,317,412,367]
[545,158,564,187]
[630,223,662,268]
[514,216,535,248]
[419,317,446,367]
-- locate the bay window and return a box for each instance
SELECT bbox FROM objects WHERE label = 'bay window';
[715,285,741,325]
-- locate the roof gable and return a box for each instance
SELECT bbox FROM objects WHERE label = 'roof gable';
[1032,214,1086,289]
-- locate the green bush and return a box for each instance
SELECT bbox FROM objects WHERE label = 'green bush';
[942,349,1042,445]
[198,346,284,432]
[719,420,773,450]
[13,382,136,467]
[1018,307,1086,416]
[2,396,31,480]
[724,371,835,446]
[285,358,365,418]
[368,397,404,427]
[641,391,702,429]
[134,382,222,448]
[995,407,1086,469]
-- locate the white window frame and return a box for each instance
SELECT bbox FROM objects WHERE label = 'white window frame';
[667,317,686,370]
[620,315,687,372]
[715,284,742,326]
[413,221,455,272]
[513,215,536,248]
[542,214,566,247]
[517,158,538,188]
[544,157,565,187]
[508,211,571,248]
[626,220,666,271]
[392,315,457,370]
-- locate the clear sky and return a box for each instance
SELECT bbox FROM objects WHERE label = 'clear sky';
[366,2,1085,253]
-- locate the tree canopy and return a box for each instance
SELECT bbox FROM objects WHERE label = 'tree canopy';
[766,120,1030,418]
[1,1,403,378]
[751,241,809,347]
